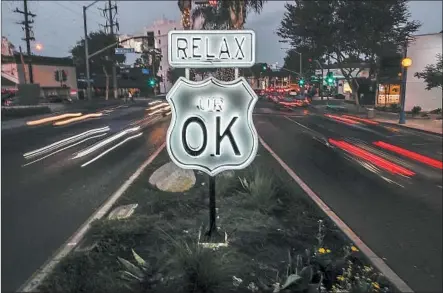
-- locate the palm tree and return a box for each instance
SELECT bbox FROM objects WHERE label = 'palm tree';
[178,0,192,29]
[191,0,267,81]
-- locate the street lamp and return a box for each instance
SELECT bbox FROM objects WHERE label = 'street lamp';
[399,56,412,124]
[35,43,43,51]
[281,47,302,76]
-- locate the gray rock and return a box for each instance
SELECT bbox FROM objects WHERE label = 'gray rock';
[108,203,138,220]
[149,162,196,192]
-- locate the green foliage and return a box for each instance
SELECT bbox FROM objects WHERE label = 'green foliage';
[414,54,443,90]
[70,30,126,76]
[191,0,267,30]
[389,103,401,113]
[134,47,162,78]
[237,169,278,214]
[283,46,324,78]
[411,106,422,115]
[277,0,421,103]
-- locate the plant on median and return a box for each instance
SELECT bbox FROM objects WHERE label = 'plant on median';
[39,149,393,293]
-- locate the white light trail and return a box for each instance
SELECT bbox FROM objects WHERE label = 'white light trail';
[23,127,110,159]
[22,133,108,167]
[81,133,143,167]
[73,126,140,159]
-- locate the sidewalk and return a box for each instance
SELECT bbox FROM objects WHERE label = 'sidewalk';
[1,99,124,131]
[374,117,443,135]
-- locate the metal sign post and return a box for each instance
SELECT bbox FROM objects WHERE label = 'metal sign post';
[166,30,257,238]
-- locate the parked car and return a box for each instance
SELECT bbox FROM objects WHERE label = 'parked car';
[47,95,72,103]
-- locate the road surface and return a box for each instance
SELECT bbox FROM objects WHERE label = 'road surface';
[255,99,442,292]
[1,100,171,291]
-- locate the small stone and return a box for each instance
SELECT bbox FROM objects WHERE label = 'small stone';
[108,204,138,220]
[149,162,196,192]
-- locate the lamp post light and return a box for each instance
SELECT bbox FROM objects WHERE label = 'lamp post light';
[399,56,412,124]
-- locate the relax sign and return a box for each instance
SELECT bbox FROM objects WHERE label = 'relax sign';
[168,30,256,68]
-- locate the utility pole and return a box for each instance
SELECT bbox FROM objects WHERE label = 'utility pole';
[101,1,119,99]
[14,0,36,83]
[83,1,99,100]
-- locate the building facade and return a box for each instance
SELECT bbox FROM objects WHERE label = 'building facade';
[1,37,78,98]
[404,32,442,111]
[143,17,182,93]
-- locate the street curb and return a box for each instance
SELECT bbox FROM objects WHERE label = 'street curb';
[259,136,414,293]
[379,121,442,137]
[17,142,166,292]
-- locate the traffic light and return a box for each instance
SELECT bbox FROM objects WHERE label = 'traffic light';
[148,77,156,87]
[261,63,268,71]
[326,72,335,85]
[61,70,67,82]
[298,78,305,86]
[146,31,154,48]
[54,70,60,82]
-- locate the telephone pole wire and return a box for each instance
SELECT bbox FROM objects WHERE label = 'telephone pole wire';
[14,0,36,83]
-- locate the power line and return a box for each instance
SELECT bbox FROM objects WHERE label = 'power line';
[14,0,36,83]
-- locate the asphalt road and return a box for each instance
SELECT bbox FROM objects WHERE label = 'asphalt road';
[1,99,171,291]
[2,98,441,292]
[254,100,442,292]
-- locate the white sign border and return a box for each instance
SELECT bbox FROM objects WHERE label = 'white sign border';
[167,30,256,68]
[166,76,259,176]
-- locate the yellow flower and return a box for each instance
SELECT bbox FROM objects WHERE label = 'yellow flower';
[337,275,345,281]
[318,248,326,254]
[372,282,380,289]
[351,246,359,252]
[326,249,331,253]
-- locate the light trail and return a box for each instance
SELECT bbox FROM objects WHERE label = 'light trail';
[81,133,143,167]
[23,127,110,159]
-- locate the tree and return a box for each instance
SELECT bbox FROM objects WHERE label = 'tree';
[277,0,420,105]
[414,54,443,90]
[134,47,162,77]
[71,30,126,77]
[283,45,325,79]
[191,0,267,81]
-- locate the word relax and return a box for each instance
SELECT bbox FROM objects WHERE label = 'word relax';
[176,36,246,61]
[182,116,240,157]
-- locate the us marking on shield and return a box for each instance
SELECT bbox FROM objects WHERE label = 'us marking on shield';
[166,77,259,176]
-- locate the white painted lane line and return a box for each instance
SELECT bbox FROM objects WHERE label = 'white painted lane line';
[18,142,166,292]
[259,136,414,293]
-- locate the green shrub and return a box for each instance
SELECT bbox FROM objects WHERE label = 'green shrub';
[429,108,442,114]
[389,103,400,113]
[237,169,278,214]
[411,106,422,115]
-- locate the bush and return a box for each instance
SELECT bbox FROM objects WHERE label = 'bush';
[389,103,400,113]
[429,108,442,114]
[1,105,51,120]
[411,106,422,115]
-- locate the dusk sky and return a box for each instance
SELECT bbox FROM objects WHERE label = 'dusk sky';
[1,1,442,66]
